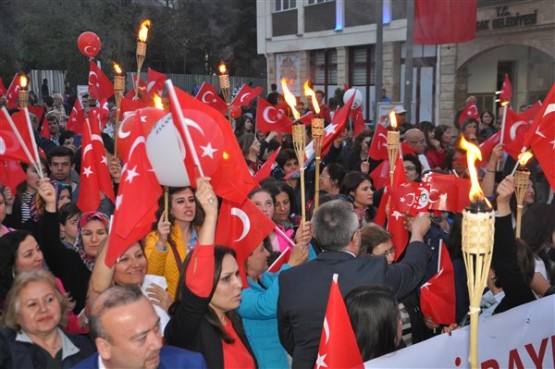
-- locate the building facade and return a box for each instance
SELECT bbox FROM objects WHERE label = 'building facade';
[257,0,555,126]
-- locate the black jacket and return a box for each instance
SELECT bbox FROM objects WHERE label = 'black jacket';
[278,241,431,369]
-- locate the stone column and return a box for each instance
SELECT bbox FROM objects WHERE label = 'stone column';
[438,44,458,127]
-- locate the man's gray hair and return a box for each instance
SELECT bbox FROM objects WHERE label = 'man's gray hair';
[312,200,359,251]
[89,285,145,341]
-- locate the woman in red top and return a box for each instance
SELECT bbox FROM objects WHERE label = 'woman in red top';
[165,178,257,369]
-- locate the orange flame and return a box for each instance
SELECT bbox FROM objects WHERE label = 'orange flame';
[153,94,163,110]
[303,81,319,114]
[218,62,227,75]
[138,20,151,42]
[113,62,123,75]
[501,100,510,107]
[518,151,533,166]
[281,79,300,120]
[389,110,397,129]
[459,136,489,204]
[19,74,28,89]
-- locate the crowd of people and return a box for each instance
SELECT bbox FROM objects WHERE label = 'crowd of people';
[0,82,554,369]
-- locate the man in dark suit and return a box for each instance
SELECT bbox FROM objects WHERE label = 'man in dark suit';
[71,285,207,369]
[278,200,432,368]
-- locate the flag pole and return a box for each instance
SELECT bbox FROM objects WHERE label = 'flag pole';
[496,103,508,171]
[165,79,205,178]
[1,107,41,177]
[164,186,169,222]
[23,108,44,179]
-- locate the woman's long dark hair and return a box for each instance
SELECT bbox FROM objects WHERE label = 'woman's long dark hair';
[0,230,34,309]
[169,246,245,343]
[345,285,399,361]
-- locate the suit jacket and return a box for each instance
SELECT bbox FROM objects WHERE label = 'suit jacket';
[70,346,207,369]
[278,241,431,369]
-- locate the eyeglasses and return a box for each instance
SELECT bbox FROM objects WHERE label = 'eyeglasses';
[404,166,416,171]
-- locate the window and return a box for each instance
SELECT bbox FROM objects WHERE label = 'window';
[310,49,337,85]
[350,47,374,86]
[276,0,296,11]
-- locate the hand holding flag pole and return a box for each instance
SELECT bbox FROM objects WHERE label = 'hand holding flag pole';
[165,79,205,178]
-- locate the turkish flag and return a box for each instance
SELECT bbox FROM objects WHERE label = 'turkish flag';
[105,118,162,266]
[500,74,512,103]
[254,146,281,184]
[169,86,256,203]
[351,107,365,138]
[479,131,500,165]
[118,107,166,161]
[524,83,555,190]
[27,106,45,127]
[88,61,114,101]
[88,110,115,203]
[256,98,293,134]
[5,74,22,110]
[368,123,388,161]
[458,100,480,126]
[389,182,426,215]
[40,115,50,139]
[421,172,471,213]
[215,198,275,287]
[146,68,166,97]
[502,108,532,160]
[414,0,477,45]
[305,93,355,159]
[0,109,35,163]
[314,275,364,369]
[420,240,456,325]
[0,159,26,193]
[125,73,147,101]
[119,95,148,120]
[231,84,263,108]
[523,82,555,148]
[77,120,101,212]
[267,246,291,273]
[519,101,542,123]
[194,82,228,116]
[66,98,85,134]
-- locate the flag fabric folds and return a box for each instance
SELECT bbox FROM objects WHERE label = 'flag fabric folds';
[0,109,35,164]
[195,82,228,116]
[215,198,276,286]
[420,241,456,325]
[88,61,114,101]
[256,98,293,134]
[314,275,364,369]
[105,118,162,266]
[231,84,263,108]
[414,0,477,45]
[66,98,85,134]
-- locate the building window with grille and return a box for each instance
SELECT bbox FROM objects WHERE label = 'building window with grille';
[276,0,296,11]
[350,47,374,86]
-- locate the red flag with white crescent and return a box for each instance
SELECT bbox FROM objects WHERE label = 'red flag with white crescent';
[88,61,114,101]
[256,98,293,134]
[314,275,364,369]
[231,84,263,108]
[215,198,275,287]
[194,82,228,116]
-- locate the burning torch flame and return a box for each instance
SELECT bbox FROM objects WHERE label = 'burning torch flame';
[518,151,533,166]
[218,62,227,75]
[20,75,28,89]
[138,20,151,42]
[459,136,489,203]
[389,110,397,130]
[153,94,163,110]
[281,79,300,120]
[303,81,320,115]
[113,63,123,75]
